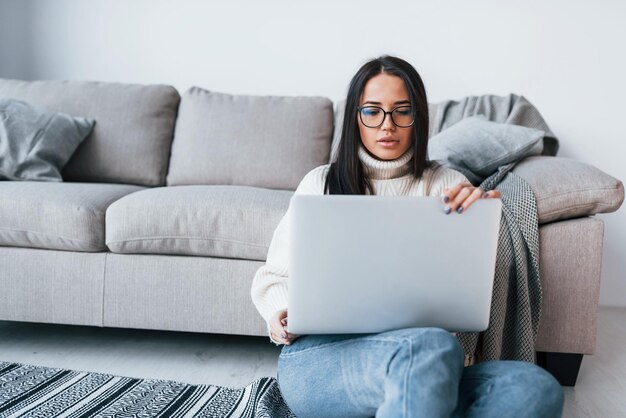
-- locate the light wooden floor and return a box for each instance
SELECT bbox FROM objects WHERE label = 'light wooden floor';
[561,307,626,417]
[0,307,624,417]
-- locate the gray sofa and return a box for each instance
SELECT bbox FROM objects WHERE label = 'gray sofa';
[0,78,623,386]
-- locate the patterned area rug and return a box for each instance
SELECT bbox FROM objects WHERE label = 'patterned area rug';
[0,362,296,417]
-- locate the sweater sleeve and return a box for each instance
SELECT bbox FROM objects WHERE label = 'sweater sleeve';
[250,165,329,334]
[427,165,471,198]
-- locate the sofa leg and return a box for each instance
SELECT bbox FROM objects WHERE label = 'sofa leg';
[536,351,583,386]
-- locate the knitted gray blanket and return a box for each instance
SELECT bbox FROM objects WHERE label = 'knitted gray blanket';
[429,94,559,364]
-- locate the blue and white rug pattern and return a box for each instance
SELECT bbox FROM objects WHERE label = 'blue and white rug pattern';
[0,362,296,417]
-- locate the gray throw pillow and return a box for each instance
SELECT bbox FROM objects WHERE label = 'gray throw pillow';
[428,115,545,185]
[0,98,95,181]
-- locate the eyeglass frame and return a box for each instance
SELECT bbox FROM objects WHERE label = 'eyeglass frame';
[356,105,416,128]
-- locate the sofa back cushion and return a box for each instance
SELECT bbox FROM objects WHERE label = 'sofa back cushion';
[0,78,180,186]
[167,87,333,190]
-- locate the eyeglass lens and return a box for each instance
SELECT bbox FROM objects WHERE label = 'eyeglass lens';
[359,106,414,128]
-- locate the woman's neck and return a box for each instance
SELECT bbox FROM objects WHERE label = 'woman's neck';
[358,144,414,180]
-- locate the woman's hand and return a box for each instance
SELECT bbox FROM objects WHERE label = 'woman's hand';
[270,309,300,345]
[441,182,501,214]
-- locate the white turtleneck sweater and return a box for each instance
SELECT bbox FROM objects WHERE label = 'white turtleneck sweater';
[250,144,469,339]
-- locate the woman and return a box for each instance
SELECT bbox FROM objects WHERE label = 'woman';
[251,55,564,418]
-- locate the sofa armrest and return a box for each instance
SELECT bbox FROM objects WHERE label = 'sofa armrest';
[512,156,624,224]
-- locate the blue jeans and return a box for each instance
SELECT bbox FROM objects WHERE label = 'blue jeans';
[277,328,564,418]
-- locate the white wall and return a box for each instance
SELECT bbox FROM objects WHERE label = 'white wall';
[2,0,625,306]
[0,0,32,79]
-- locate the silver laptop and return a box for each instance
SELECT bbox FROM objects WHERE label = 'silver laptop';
[287,195,502,335]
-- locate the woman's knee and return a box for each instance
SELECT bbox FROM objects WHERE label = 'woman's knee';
[470,361,564,417]
[514,362,564,414]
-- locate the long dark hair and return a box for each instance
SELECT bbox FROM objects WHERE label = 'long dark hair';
[325,55,437,195]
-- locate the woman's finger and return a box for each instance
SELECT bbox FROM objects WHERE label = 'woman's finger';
[482,190,502,199]
[270,322,286,341]
[277,324,289,340]
[269,309,290,343]
[270,327,281,342]
[271,328,289,345]
[442,182,464,203]
[271,324,298,345]
[442,182,473,204]
[456,187,484,214]
[270,331,283,344]
[284,333,300,345]
[447,186,472,213]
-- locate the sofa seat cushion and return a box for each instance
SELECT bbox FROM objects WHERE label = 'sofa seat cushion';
[0,181,145,252]
[105,185,293,260]
[512,156,624,224]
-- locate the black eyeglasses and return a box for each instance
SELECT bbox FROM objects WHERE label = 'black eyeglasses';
[357,105,415,128]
